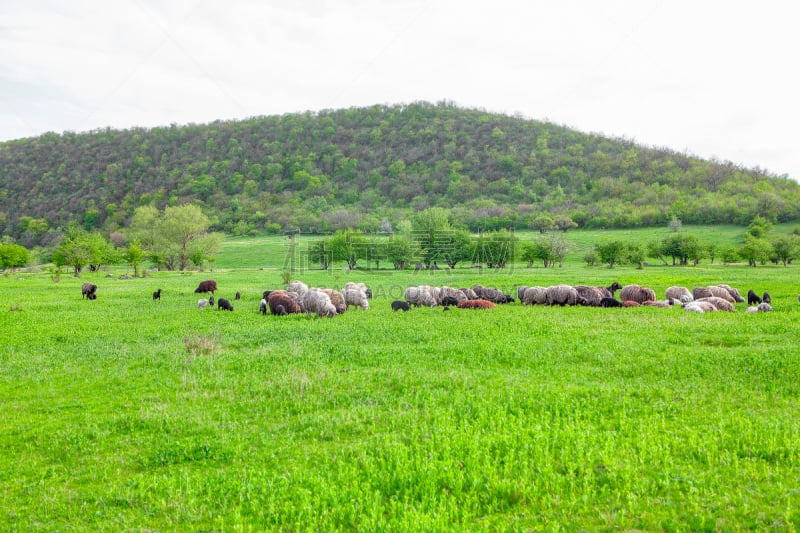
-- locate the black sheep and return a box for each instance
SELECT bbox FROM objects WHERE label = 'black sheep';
[441,296,459,307]
[263,290,273,300]
[274,304,287,316]
[81,283,97,300]
[599,297,623,308]
[747,289,762,305]
[217,298,233,311]
[259,299,267,315]
[153,288,162,301]
[235,291,241,300]
[391,300,410,312]
[209,295,215,307]
[762,291,771,304]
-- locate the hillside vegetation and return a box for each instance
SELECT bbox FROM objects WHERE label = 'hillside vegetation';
[2,101,798,248]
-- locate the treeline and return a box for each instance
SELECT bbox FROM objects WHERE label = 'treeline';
[2,101,799,248]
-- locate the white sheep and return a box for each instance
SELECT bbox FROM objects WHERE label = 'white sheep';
[197,298,209,309]
[404,285,437,307]
[522,286,548,305]
[288,280,309,297]
[342,286,369,310]
[665,286,693,303]
[301,288,337,318]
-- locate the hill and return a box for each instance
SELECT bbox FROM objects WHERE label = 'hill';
[1,101,798,247]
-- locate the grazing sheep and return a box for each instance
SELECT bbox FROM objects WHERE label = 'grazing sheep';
[747,302,773,313]
[268,291,301,315]
[342,286,370,310]
[259,298,267,315]
[717,284,745,303]
[194,280,217,294]
[443,305,451,312]
[209,295,215,307]
[707,286,736,303]
[621,300,641,307]
[198,298,209,309]
[81,283,97,300]
[474,285,511,304]
[696,296,736,312]
[391,300,411,312]
[235,291,241,300]
[301,288,337,318]
[288,281,309,297]
[599,297,623,308]
[683,301,717,313]
[152,288,162,300]
[641,300,674,308]
[522,286,548,306]
[545,284,581,306]
[665,286,693,303]
[459,288,479,300]
[517,286,529,300]
[457,299,497,310]
[747,289,762,305]
[763,292,771,304]
[438,286,467,305]
[692,287,713,300]
[321,288,347,314]
[275,305,288,316]
[263,290,274,300]
[441,296,460,307]
[619,284,656,304]
[573,286,606,307]
[404,285,437,307]
[217,298,234,311]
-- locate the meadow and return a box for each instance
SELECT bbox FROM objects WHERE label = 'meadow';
[1,228,800,530]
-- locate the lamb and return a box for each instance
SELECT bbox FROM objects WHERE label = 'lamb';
[545,285,581,306]
[521,286,548,306]
[268,291,301,315]
[665,286,693,303]
[274,304,288,316]
[217,298,234,311]
[198,298,209,309]
[619,284,656,304]
[441,296,460,306]
[599,297,623,307]
[259,298,267,315]
[342,285,370,310]
[457,299,497,310]
[288,281,309,297]
[762,291,772,304]
[194,279,217,294]
[235,291,241,300]
[695,296,736,312]
[320,288,347,314]
[301,288,337,318]
[152,288,162,301]
[683,301,717,313]
[641,300,674,308]
[81,283,97,300]
[621,300,641,307]
[747,289,762,305]
[391,300,411,312]
[746,302,773,313]
[209,295,215,307]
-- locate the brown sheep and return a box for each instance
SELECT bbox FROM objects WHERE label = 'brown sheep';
[267,291,301,315]
[321,288,347,314]
[457,299,497,310]
[194,280,217,294]
[81,283,97,300]
[619,284,656,304]
[621,300,641,307]
[696,296,736,312]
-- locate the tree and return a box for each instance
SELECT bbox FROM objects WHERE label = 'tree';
[412,207,452,267]
[548,233,570,267]
[746,215,772,238]
[474,229,517,268]
[52,224,117,276]
[553,214,578,232]
[739,235,773,267]
[770,235,799,266]
[308,239,331,270]
[0,242,29,270]
[596,240,627,268]
[327,228,367,269]
[531,214,554,234]
[625,242,646,269]
[668,216,682,232]
[124,239,145,277]
[442,229,474,269]
[386,234,417,270]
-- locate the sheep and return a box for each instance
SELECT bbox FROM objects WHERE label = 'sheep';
[621,300,641,307]
[692,287,713,300]
[217,298,234,311]
[342,286,370,310]
[288,281,309,297]
[747,302,773,313]
[391,300,411,312]
[459,288,479,300]
[683,301,717,313]
[209,295,215,307]
[665,286,693,303]
[457,299,496,310]
[641,300,674,308]
[441,296,460,306]
[443,305,451,312]
[619,284,656,304]
[198,298,209,309]
[599,297,623,308]
[517,286,529,300]
[404,285,437,307]
[152,288,162,301]
[235,291,241,300]
[259,298,267,315]
[696,296,736,312]
[717,284,745,303]
[474,285,510,304]
[763,291,772,304]
[194,280,217,294]
[438,286,467,305]
[707,286,736,303]
[521,286,548,306]
[573,286,606,307]
[268,291,301,315]
[301,288,337,318]
[747,289,762,305]
[81,283,97,300]
[275,304,288,316]
[321,288,347,314]
[263,290,274,300]
[545,285,581,306]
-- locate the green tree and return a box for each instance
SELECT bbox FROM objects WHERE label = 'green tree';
[442,229,474,269]
[386,234,417,270]
[625,242,646,269]
[124,239,145,277]
[531,214,554,234]
[0,242,29,270]
[474,229,517,268]
[327,228,367,269]
[308,239,331,270]
[769,235,799,266]
[739,234,773,267]
[596,240,627,268]
[553,214,578,233]
[412,207,452,267]
[52,224,117,276]
[746,215,773,238]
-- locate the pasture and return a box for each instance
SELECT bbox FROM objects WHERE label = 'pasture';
[2,251,800,529]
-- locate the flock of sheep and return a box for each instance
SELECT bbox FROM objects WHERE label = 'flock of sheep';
[82,277,778,316]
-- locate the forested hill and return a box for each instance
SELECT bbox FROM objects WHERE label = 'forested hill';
[2,101,798,247]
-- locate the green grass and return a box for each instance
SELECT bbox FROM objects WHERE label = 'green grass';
[2,255,800,530]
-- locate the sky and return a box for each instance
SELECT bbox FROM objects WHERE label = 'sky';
[1,1,798,180]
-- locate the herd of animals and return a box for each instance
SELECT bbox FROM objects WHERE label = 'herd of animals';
[79,278,784,315]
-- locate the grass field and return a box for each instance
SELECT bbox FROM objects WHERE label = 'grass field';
[2,231,800,530]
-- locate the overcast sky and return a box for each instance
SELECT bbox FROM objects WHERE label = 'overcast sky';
[2,1,798,180]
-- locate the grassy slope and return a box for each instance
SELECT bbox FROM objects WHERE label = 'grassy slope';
[1,241,800,529]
